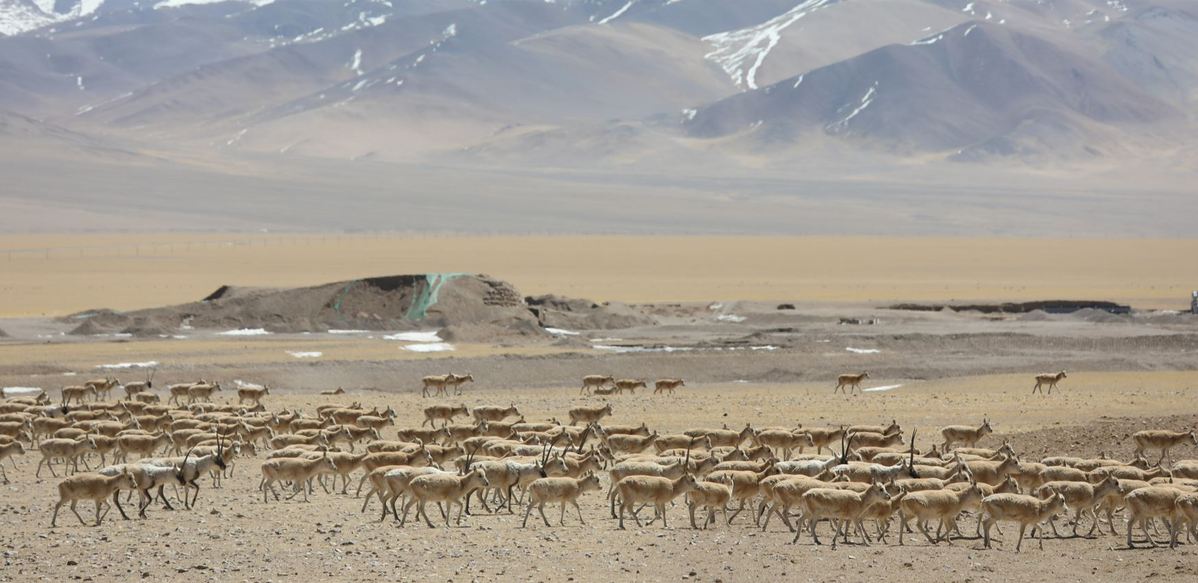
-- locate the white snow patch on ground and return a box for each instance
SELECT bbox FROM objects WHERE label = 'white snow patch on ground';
[681,108,697,121]
[862,384,903,393]
[287,351,322,358]
[593,345,694,353]
[349,48,363,75]
[963,24,978,36]
[402,342,455,353]
[716,314,746,323]
[97,361,159,369]
[597,0,635,25]
[328,329,370,334]
[218,328,271,336]
[793,74,804,89]
[384,331,442,342]
[545,327,580,336]
[845,347,881,354]
[2,387,45,398]
[703,0,835,90]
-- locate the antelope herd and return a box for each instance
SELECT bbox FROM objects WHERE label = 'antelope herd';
[0,370,1195,555]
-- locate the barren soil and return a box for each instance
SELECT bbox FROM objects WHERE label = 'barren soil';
[2,234,1197,316]
[2,382,1198,583]
[3,235,1198,582]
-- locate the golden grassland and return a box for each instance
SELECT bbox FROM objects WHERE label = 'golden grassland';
[1,233,1197,316]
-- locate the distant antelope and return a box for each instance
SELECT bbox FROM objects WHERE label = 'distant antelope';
[568,403,613,426]
[580,375,614,395]
[613,379,646,395]
[1129,429,1198,465]
[0,441,25,484]
[1032,371,1067,395]
[121,369,156,400]
[654,379,685,395]
[422,404,469,428]
[447,373,474,396]
[166,381,202,405]
[61,385,95,405]
[835,372,869,395]
[84,377,119,401]
[941,418,993,450]
[236,384,271,407]
[421,375,452,398]
[186,382,222,404]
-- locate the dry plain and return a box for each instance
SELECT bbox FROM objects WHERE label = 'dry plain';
[2,234,1198,582]
[2,234,1197,316]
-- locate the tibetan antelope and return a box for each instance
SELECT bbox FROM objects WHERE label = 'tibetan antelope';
[654,379,685,395]
[835,372,869,395]
[580,375,614,395]
[1032,371,1067,395]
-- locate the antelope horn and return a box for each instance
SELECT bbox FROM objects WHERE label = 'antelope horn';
[574,425,592,452]
[909,429,919,479]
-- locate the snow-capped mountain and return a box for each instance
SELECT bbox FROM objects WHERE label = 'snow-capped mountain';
[1,0,1195,164]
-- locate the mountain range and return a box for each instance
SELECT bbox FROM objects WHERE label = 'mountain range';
[1,0,1195,234]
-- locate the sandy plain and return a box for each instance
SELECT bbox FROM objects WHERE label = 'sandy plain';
[2,234,1198,582]
[1,234,1197,316]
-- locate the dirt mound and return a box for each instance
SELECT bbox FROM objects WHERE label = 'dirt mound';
[1072,307,1131,324]
[66,274,544,337]
[0,327,7,337]
[526,295,656,330]
[1136,310,1196,326]
[890,300,1131,314]
[1016,310,1053,322]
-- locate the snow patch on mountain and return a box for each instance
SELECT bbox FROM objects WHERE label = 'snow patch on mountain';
[155,0,277,9]
[0,1,54,36]
[827,82,878,133]
[702,0,837,90]
[1,0,277,36]
[597,0,634,25]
